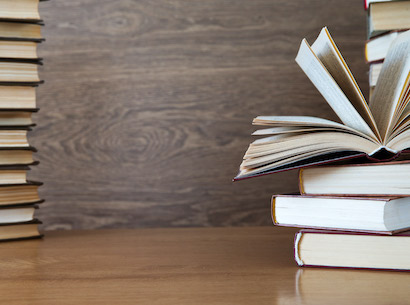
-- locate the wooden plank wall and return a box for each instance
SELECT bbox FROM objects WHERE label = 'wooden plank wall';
[33,0,369,229]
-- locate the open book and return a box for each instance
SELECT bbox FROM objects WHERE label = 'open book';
[234,27,410,180]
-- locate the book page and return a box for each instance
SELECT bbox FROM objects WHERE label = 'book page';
[254,116,354,127]
[386,72,410,139]
[311,27,379,139]
[236,132,380,179]
[295,39,377,141]
[252,116,375,141]
[370,30,410,143]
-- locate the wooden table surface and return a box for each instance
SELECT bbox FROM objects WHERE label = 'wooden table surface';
[0,226,408,304]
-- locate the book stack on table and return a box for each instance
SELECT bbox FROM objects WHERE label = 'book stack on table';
[365,0,410,98]
[0,0,46,242]
[235,27,410,271]
[273,161,410,271]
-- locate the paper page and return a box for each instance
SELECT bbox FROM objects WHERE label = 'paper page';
[311,27,379,138]
[295,39,377,140]
[369,30,410,143]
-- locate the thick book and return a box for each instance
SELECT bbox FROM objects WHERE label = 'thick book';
[0,181,42,205]
[272,194,410,234]
[0,128,30,147]
[0,0,43,23]
[0,111,35,127]
[0,60,41,84]
[0,219,41,242]
[0,204,39,223]
[0,167,28,184]
[0,85,37,109]
[0,147,37,166]
[294,229,410,270]
[0,21,43,42]
[234,27,410,180]
[299,160,410,196]
[368,1,410,38]
[0,41,39,60]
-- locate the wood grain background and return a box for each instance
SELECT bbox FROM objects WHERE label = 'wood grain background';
[31,0,369,230]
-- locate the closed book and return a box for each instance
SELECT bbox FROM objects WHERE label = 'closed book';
[299,160,410,196]
[0,181,42,205]
[0,204,39,223]
[0,60,41,84]
[0,111,35,127]
[0,21,43,42]
[0,146,37,166]
[0,0,44,23]
[0,85,37,109]
[0,127,31,147]
[368,1,410,38]
[272,194,410,234]
[0,41,39,60]
[0,166,28,184]
[0,219,42,242]
[294,229,410,270]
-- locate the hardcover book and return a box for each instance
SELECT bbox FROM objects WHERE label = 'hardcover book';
[0,204,39,223]
[0,181,42,205]
[272,194,410,234]
[0,219,41,242]
[294,229,410,270]
[0,0,43,23]
[0,21,43,42]
[0,147,37,166]
[299,160,410,196]
[368,1,410,38]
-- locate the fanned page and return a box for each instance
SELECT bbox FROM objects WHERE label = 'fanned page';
[252,116,375,141]
[295,38,377,140]
[234,28,410,181]
[370,30,410,142]
[310,28,380,140]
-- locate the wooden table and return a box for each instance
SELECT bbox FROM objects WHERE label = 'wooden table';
[0,227,407,304]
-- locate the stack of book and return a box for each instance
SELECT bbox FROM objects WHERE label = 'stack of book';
[0,0,46,241]
[235,27,410,270]
[365,0,410,98]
